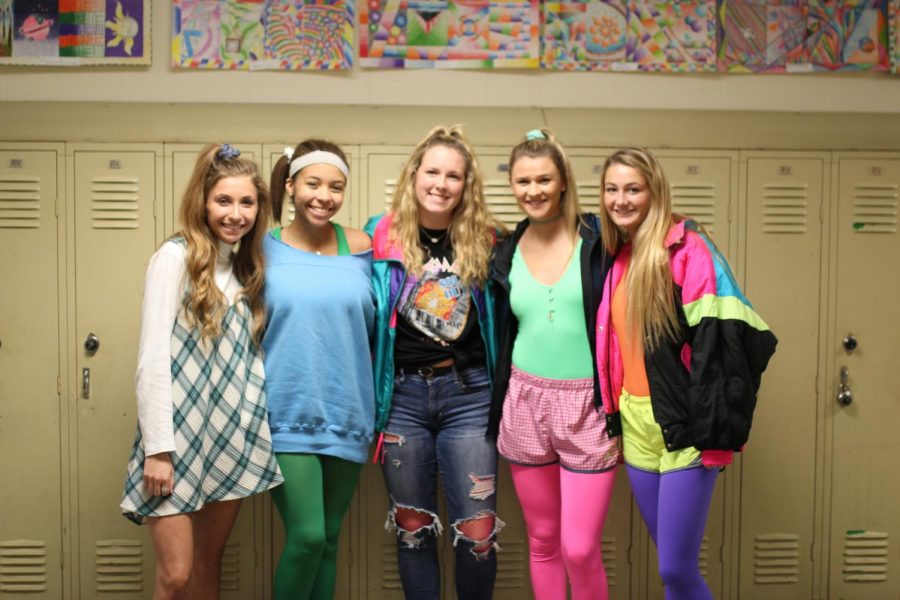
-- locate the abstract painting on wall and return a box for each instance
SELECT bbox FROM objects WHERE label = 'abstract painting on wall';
[543,1,716,72]
[359,0,540,68]
[718,0,889,72]
[172,0,354,69]
[0,0,150,65]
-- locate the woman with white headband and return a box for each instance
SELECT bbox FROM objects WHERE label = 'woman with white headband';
[263,139,376,599]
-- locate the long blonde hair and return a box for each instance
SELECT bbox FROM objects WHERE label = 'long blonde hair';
[389,125,501,286]
[178,143,271,344]
[507,128,584,241]
[599,147,678,351]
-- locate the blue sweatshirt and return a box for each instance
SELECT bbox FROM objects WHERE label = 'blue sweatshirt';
[262,234,376,464]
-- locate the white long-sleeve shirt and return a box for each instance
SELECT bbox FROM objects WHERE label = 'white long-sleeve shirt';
[135,239,241,456]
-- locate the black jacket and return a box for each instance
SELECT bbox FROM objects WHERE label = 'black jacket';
[487,214,611,437]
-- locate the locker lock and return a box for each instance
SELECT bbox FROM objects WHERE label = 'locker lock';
[84,333,100,355]
[842,333,858,352]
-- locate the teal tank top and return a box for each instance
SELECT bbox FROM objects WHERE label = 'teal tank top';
[272,222,350,256]
[509,238,593,379]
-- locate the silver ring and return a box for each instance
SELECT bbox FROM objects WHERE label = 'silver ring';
[161,486,170,496]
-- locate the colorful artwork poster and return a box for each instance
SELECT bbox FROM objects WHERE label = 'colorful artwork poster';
[718,0,888,72]
[543,1,716,72]
[0,0,149,64]
[892,0,899,72]
[172,0,354,70]
[359,0,540,68]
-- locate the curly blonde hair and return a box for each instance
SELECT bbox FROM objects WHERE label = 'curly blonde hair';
[178,144,271,344]
[389,125,502,286]
[599,147,678,351]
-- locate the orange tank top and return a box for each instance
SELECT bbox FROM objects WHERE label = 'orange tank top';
[610,267,651,396]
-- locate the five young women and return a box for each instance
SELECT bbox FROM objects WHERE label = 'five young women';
[120,144,282,599]
[121,137,776,600]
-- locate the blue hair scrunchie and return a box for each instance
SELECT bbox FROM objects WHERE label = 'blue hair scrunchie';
[217,143,241,160]
[525,129,547,141]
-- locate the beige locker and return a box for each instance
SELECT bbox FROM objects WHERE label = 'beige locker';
[741,153,828,600]
[166,143,276,599]
[262,144,359,230]
[828,154,900,600]
[629,151,737,600]
[70,145,163,597]
[0,145,64,598]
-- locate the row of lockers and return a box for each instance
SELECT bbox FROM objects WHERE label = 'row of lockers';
[1,142,898,599]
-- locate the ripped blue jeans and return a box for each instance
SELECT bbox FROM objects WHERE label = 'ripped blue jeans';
[381,365,501,600]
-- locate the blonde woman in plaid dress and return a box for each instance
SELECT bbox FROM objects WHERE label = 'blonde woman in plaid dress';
[120,144,282,599]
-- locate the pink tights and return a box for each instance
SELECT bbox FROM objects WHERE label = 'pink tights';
[509,463,616,600]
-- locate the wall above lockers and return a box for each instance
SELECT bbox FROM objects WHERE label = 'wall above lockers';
[1,2,900,112]
[3,102,900,152]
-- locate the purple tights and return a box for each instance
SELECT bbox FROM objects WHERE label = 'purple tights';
[626,465,718,600]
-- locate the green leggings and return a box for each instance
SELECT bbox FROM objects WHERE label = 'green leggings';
[271,453,363,600]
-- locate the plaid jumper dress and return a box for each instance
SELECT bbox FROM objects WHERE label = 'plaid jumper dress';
[121,292,282,524]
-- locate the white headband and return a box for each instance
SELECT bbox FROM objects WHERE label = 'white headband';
[288,150,349,179]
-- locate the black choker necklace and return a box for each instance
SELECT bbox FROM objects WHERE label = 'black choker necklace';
[420,226,449,244]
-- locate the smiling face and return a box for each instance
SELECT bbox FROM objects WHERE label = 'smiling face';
[414,144,466,229]
[603,163,651,238]
[286,163,346,228]
[205,175,260,244]
[510,155,565,223]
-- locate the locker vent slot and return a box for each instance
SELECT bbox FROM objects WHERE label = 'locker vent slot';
[753,533,800,584]
[843,531,888,582]
[496,540,527,589]
[383,178,397,211]
[672,183,716,232]
[852,185,898,234]
[761,184,808,234]
[0,540,48,592]
[220,542,240,591]
[601,536,617,587]
[0,176,42,229]
[381,541,402,589]
[91,177,140,230]
[699,536,710,577]
[485,178,522,229]
[95,539,143,592]
[576,179,602,212]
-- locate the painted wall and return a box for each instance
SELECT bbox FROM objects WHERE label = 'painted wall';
[0,2,898,112]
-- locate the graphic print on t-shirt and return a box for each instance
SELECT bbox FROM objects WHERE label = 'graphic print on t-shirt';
[399,255,470,342]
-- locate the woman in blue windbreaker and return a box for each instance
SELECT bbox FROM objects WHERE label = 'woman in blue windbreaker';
[365,125,505,600]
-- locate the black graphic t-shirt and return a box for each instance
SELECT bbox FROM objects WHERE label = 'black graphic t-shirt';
[394,230,485,370]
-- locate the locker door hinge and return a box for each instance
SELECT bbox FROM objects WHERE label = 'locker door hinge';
[819,199,824,223]
[55,197,59,218]
[57,376,61,396]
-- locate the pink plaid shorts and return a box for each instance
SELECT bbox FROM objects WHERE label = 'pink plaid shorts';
[497,366,620,473]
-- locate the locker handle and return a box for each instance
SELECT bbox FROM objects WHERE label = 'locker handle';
[837,366,852,407]
[82,368,91,400]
